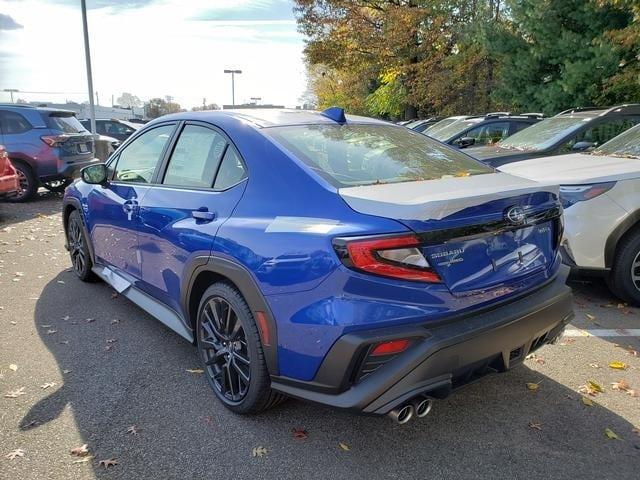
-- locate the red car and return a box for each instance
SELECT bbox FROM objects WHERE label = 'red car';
[0,145,20,199]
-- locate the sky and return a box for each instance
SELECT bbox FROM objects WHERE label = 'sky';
[0,0,306,109]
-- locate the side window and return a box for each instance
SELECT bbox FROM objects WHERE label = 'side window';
[214,146,247,190]
[560,117,640,152]
[163,125,227,188]
[0,111,32,134]
[113,125,174,183]
[513,121,535,134]
[465,122,510,146]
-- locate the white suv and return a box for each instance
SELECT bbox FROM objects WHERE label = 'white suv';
[500,124,640,305]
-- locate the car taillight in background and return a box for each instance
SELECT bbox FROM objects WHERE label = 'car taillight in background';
[559,182,616,208]
[333,234,441,282]
[41,135,70,147]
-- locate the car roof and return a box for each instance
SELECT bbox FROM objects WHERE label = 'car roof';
[0,103,76,115]
[156,108,391,128]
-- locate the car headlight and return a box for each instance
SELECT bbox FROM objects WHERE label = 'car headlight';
[559,182,616,209]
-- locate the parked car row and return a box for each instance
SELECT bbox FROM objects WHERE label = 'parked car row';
[0,104,140,201]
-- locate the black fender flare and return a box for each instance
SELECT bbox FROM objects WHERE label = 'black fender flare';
[181,255,279,375]
[604,209,640,269]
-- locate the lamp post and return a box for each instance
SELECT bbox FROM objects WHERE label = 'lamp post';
[80,0,96,137]
[223,69,242,106]
[3,89,18,103]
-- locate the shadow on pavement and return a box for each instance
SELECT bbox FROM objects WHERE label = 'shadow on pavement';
[0,192,63,227]
[23,272,640,479]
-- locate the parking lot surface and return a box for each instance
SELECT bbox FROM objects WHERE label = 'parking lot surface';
[1,194,639,479]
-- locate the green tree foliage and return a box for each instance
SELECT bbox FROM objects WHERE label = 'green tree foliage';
[294,0,639,118]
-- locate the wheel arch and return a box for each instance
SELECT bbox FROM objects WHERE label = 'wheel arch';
[62,198,96,265]
[183,256,279,375]
[604,209,640,269]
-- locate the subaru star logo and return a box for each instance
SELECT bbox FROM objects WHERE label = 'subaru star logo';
[505,206,526,225]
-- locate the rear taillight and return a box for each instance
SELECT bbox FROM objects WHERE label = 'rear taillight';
[333,234,441,282]
[559,182,616,208]
[41,135,70,147]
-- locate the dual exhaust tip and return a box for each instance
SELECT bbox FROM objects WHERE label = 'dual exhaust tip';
[388,396,433,424]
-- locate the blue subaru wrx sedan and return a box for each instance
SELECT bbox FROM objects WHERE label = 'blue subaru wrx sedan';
[63,108,573,423]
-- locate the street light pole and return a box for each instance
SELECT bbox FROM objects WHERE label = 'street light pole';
[223,69,242,106]
[3,89,18,103]
[80,0,96,137]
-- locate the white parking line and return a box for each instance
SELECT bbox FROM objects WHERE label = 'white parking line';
[564,328,640,337]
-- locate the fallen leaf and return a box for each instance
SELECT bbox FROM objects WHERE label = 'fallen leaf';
[5,448,25,460]
[86,318,95,323]
[4,387,26,398]
[604,428,620,440]
[70,444,90,457]
[106,338,117,344]
[528,422,542,431]
[589,363,600,369]
[63,369,72,374]
[110,319,120,325]
[98,458,118,468]
[46,329,57,335]
[110,293,118,299]
[579,380,604,396]
[9,364,17,372]
[104,345,113,352]
[608,361,627,370]
[581,396,594,406]
[40,324,52,328]
[186,368,204,374]
[535,357,546,365]
[559,338,575,346]
[40,382,56,389]
[526,382,541,391]
[72,456,93,464]
[127,425,139,435]
[586,313,596,321]
[339,442,350,451]
[292,428,308,440]
[252,446,267,457]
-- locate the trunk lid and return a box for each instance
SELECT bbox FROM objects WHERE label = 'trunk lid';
[339,172,562,295]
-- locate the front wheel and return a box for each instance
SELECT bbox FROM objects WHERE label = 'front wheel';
[607,230,640,306]
[196,283,285,414]
[66,210,97,282]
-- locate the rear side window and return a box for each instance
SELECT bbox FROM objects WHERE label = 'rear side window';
[163,125,227,188]
[44,113,86,134]
[214,146,247,190]
[560,117,640,153]
[113,125,174,183]
[0,110,32,134]
[264,124,491,187]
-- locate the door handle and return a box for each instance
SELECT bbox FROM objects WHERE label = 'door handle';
[192,209,216,222]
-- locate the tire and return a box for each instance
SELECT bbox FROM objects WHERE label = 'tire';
[196,282,286,414]
[66,210,97,282]
[42,179,72,193]
[10,162,38,202]
[607,229,640,306]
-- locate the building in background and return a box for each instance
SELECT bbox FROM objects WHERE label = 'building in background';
[25,101,145,120]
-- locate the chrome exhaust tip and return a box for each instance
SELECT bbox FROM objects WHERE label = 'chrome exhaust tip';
[413,397,433,418]
[388,404,414,424]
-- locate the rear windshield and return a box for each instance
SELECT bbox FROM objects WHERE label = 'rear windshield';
[43,113,87,134]
[592,123,640,159]
[264,124,492,187]
[499,116,589,151]
[423,117,465,136]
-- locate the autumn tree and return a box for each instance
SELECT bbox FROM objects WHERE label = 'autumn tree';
[144,98,184,119]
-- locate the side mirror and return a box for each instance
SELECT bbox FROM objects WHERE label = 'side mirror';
[572,141,596,151]
[81,163,108,185]
[456,137,476,148]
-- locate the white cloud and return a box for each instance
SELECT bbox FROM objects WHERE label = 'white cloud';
[0,0,306,109]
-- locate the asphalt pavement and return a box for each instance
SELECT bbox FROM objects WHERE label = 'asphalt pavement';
[1,193,639,479]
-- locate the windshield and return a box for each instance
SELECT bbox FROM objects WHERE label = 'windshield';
[592,123,640,158]
[264,124,492,188]
[428,118,483,141]
[423,117,464,136]
[499,116,588,151]
[44,113,87,134]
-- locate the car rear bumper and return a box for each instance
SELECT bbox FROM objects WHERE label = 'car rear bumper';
[270,265,573,414]
[44,157,100,181]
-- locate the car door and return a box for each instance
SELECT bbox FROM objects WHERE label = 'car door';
[85,123,177,280]
[137,122,248,312]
